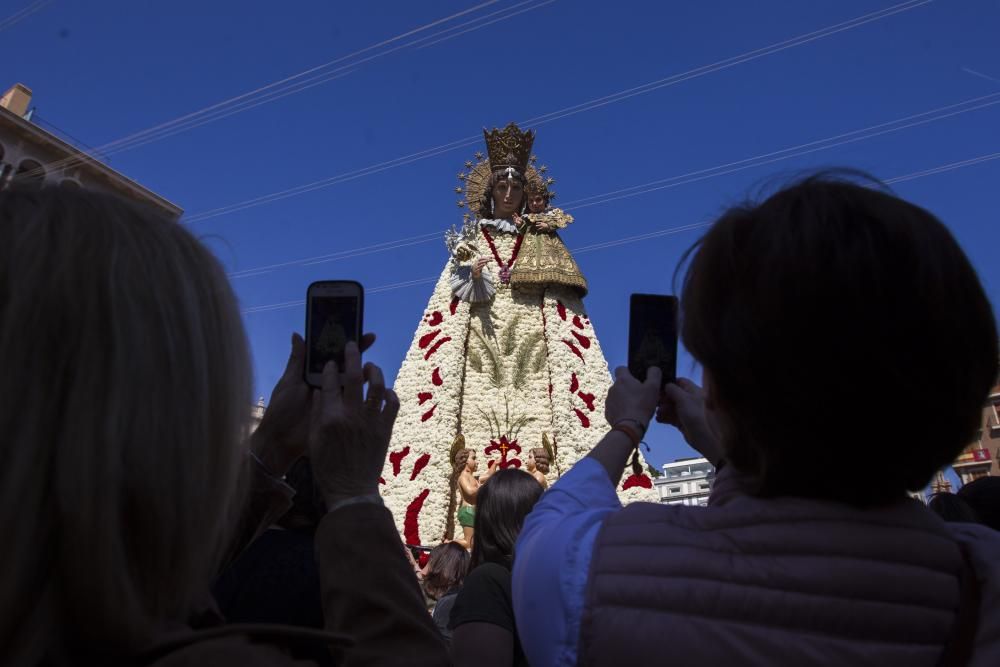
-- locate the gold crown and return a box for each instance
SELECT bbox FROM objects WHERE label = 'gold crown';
[483,122,534,175]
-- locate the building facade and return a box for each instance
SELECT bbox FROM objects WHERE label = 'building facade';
[0,83,181,218]
[952,382,1000,485]
[655,457,716,507]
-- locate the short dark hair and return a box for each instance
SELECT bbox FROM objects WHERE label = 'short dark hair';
[470,469,543,570]
[679,173,998,506]
[422,543,470,600]
[928,492,981,524]
[957,476,1000,531]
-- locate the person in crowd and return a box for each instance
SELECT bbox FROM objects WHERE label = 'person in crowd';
[419,543,471,646]
[450,469,542,667]
[958,476,1000,531]
[513,174,1000,666]
[212,458,329,663]
[929,492,983,525]
[0,187,448,666]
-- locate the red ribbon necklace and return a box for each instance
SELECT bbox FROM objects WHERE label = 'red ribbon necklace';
[481,226,524,285]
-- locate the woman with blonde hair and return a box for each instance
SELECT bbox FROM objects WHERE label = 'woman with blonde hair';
[0,187,447,666]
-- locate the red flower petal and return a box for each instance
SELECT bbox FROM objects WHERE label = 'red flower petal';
[622,473,653,490]
[578,391,596,411]
[571,330,591,349]
[569,372,579,393]
[389,446,411,477]
[574,408,590,428]
[572,315,585,330]
[428,311,443,326]
[431,368,443,386]
[449,297,460,316]
[404,489,430,546]
[417,392,433,405]
[410,453,431,481]
[424,336,451,361]
[556,300,567,321]
[421,404,437,422]
[419,329,441,349]
[563,339,585,362]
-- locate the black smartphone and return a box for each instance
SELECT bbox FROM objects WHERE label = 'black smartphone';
[628,294,678,387]
[304,280,364,388]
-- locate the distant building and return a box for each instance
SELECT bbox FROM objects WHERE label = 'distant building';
[655,457,715,506]
[952,382,1000,485]
[0,82,181,218]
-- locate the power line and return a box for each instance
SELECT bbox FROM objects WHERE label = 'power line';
[0,0,51,33]
[240,148,1000,315]
[28,1,552,178]
[186,0,932,224]
[85,0,552,158]
[227,90,999,279]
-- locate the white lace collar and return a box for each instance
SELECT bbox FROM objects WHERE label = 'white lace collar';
[480,218,519,234]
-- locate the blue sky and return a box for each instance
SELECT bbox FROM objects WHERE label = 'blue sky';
[8,0,999,478]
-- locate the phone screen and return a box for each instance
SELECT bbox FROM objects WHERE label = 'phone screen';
[628,294,678,387]
[307,293,361,375]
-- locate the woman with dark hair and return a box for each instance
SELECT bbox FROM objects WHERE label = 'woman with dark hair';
[420,543,471,646]
[958,476,1000,531]
[928,492,982,525]
[512,174,1000,666]
[449,468,542,667]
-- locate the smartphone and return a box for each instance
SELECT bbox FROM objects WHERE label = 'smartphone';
[304,280,364,388]
[628,294,678,387]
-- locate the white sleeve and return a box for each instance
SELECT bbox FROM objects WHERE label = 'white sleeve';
[449,264,496,303]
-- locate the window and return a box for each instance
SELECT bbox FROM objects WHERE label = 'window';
[698,482,710,491]
[669,487,681,494]
[14,159,45,186]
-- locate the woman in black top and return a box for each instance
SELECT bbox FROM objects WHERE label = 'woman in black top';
[449,469,543,667]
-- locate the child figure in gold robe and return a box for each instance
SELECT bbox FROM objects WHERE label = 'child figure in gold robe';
[511,183,588,296]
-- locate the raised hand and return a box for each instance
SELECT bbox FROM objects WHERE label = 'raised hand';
[309,341,400,505]
[252,332,375,476]
[657,378,722,464]
[605,366,661,429]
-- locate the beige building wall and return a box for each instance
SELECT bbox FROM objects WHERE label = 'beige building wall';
[0,83,181,219]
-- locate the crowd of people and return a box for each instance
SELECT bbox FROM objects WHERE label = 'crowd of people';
[2,170,999,666]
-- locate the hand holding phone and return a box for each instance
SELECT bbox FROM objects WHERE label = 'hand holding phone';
[304,281,364,388]
[628,294,678,388]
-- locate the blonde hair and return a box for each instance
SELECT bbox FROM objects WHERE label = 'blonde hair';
[0,188,253,664]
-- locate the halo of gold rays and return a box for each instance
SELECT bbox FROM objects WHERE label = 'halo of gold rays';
[455,153,557,221]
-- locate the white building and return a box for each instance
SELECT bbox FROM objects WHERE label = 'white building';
[655,457,715,506]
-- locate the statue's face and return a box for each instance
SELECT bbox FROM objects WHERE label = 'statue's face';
[528,194,547,213]
[466,451,478,472]
[526,450,535,470]
[492,177,523,219]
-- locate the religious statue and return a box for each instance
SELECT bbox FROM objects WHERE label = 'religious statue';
[380,123,657,547]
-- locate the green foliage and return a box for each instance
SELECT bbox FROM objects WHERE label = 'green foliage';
[500,314,521,356]
[512,331,544,390]
[646,463,662,478]
[531,341,547,374]
[471,325,504,389]
[468,347,483,373]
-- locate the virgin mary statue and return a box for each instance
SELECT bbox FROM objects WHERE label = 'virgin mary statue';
[380,123,656,547]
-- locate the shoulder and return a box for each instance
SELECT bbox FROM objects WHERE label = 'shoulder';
[463,562,511,590]
[150,633,310,667]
